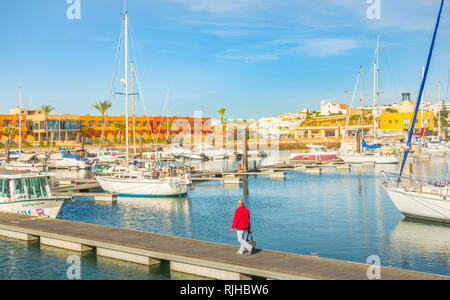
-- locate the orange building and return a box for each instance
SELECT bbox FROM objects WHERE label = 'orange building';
[1,107,212,146]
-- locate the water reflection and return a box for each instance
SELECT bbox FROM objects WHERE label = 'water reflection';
[390,220,450,254]
[116,197,192,237]
[389,220,450,273]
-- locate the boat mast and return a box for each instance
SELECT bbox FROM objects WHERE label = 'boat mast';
[166,88,170,142]
[373,62,376,141]
[438,81,441,140]
[375,35,380,143]
[18,87,22,154]
[131,60,136,156]
[124,12,129,169]
[421,65,425,128]
[360,66,364,128]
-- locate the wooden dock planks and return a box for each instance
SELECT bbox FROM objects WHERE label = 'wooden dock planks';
[0,212,447,280]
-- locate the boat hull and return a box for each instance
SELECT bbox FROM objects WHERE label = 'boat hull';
[384,188,450,223]
[0,197,69,219]
[96,176,188,197]
[339,155,399,164]
[289,154,337,161]
[4,163,43,172]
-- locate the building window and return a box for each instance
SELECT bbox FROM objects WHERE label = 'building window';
[3,121,9,127]
[325,130,335,137]
[395,120,398,124]
[89,122,93,127]
[108,121,112,126]
[404,119,410,126]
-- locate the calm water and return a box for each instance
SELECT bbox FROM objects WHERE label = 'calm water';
[1,152,449,279]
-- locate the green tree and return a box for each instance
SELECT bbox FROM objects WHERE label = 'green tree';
[92,100,112,147]
[217,108,226,149]
[3,126,17,163]
[40,105,54,144]
[114,122,125,143]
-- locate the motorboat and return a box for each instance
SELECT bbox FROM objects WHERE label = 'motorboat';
[48,152,92,169]
[0,171,70,218]
[3,154,44,172]
[290,145,338,162]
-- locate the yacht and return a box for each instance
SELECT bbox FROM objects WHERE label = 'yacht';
[383,172,450,223]
[96,170,188,197]
[290,145,338,162]
[383,0,446,223]
[3,154,44,172]
[48,152,91,169]
[0,171,70,218]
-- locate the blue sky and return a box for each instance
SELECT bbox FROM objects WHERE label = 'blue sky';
[1,0,449,120]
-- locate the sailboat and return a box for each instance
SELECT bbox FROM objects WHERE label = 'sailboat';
[339,38,399,164]
[383,0,450,223]
[95,11,188,197]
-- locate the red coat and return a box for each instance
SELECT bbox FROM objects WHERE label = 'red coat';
[232,206,251,230]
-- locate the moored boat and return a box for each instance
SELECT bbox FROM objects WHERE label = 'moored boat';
[289,145,338,162]
[0,171,70,218]
[96,171,188,197]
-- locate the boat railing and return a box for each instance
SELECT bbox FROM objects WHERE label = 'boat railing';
[382,171,449,190]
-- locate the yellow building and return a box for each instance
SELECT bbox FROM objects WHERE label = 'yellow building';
[380,112,435,132]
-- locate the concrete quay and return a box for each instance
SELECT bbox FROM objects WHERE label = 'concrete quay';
[0,212,447,280]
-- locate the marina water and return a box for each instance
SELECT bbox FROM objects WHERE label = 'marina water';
[1,152,449,279]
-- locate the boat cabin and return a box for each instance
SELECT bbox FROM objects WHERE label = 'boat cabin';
[0,172,53,201]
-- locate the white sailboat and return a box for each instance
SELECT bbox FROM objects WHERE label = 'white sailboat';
[383,0,449,223]
[95,11,188,197]
[339,38,399,165]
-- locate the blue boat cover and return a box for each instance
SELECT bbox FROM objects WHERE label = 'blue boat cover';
[362,139,381,149]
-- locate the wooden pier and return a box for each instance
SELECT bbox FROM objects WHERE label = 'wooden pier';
[0,212,447,280]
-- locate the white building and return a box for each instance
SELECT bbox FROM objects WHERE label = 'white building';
[320,100,347,116]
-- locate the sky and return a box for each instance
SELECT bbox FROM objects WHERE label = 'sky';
[0,0,449,120]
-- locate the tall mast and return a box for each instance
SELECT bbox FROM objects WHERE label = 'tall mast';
[438,81,441,140]
[375,35,380,142]
[18,87,22,153]
[373,63,376,140]
[131,61,136,156]
[124,12,129,168]
[166,88,170,142]
[360,66,363,128]
[421,65,425,127]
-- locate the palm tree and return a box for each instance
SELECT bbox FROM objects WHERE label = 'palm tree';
[114,122,125,143]
[41,105,54,144]
[3,126,17,163]
[217,108,226,149]
[92,100,112,147]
